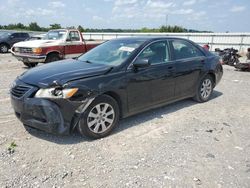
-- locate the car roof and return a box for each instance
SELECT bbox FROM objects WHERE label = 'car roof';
[112,36,192,42]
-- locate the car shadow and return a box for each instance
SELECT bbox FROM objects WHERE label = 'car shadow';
[25,90,223,144]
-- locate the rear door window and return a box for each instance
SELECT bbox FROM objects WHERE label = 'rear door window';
[171,40,204,60]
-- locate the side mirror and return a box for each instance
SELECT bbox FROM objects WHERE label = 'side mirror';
[133,58,150,69]
[10,35,14,39]
[66,38,71,42]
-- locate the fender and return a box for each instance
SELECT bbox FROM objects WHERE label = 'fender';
[43,46,64,57]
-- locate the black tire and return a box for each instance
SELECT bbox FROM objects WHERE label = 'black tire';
[45,53,60,63]
[23,62,38,68]
[193,75,214,103]
[0,44,9,53]
[77,95,120,139]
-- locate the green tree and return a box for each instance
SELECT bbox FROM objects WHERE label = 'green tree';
[77,25,85,32]
[50,23,62,29]
[16,23,26,30]
[28,22,41,31]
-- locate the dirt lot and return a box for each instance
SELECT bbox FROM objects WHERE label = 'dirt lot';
[0,53,250,188]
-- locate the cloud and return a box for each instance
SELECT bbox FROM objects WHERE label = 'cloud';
[172,9,194,15]
[114,0,138,6]
[187,11,207,21]
[48,1,65,8]
[230,6,246,12]
[112,0,176,19]
[92,15,105,22]
[25,8,54,17]
[183,0,196,6]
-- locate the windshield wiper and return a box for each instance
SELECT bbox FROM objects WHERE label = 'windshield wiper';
[76,59,93,64]
[85,60,93,64]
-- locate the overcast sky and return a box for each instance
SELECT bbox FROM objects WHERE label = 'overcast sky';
[0,0,249,32]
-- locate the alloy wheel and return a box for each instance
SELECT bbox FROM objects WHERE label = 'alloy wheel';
[0,45,8,53]
[200,79,212,99]
[87,103,115,134]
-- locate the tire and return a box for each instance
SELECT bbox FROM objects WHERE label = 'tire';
[193,75,214,103]
[23,62,38,68]
[45,53,60,63]
[0,44,9,53]
[77,95,120,139]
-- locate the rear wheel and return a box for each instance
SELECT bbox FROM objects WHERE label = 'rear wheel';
[0,44,9,53]
[45,53,60,63]
[77,95,120,139]
[23,62,38,68]
[193,75,214,103]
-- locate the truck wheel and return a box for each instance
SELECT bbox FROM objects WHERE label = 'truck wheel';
[0,44,9,53]
[46,53,60,63]
[77,95,120,139]
[23,62,38,68]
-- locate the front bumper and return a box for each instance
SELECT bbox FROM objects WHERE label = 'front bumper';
[11,50,46,63]
[10,80,90,135]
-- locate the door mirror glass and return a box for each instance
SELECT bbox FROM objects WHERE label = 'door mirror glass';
[133,58,150,68]
[66,38,72,42]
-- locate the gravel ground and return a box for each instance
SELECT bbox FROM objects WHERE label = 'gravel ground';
[0,53,250,188]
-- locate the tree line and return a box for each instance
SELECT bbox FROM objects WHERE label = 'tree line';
[0,22,212,33]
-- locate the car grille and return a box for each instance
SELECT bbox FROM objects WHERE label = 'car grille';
[19,47,33,54]
[11,85,32,98]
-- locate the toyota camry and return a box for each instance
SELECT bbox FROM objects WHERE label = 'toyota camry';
[10,37,223,139]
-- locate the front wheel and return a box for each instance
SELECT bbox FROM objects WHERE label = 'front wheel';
[77,95,120,139]
[193,75,214,103]
[45,53,60,63]
[23,62,38,68]
[0,44,9,53]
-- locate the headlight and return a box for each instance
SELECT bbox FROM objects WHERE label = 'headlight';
[32,47,42,54]
[35,88,78,99]
[13,47,20,52]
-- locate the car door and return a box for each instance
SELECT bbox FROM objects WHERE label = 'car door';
[126,40,175,113]
[169,39,206,98]
[64,31,85,58]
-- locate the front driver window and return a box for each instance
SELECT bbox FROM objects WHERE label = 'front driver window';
[11,33,18,38]
[68,31,80,41]
[138,41,169,65]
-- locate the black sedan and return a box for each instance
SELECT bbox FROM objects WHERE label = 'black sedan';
[10,37,223,139]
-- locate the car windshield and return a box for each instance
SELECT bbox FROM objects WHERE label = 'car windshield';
[43,30,66,40]
[0,32,11,38]
[78,39,146,66]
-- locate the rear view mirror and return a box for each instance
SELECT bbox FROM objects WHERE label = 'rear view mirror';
[133,58,150,68]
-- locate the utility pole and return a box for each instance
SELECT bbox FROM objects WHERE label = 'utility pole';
[166,14,168,27]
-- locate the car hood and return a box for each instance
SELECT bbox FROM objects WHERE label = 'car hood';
[18,59,112,88]
[0,36,7,41]
[13,39,63,48]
